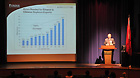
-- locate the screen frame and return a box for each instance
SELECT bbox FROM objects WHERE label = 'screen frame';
[5,1,77,62]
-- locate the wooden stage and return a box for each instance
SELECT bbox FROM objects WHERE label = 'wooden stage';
[0,63,125,69]
[0,63,140,78]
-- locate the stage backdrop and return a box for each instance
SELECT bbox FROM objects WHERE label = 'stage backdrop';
[76,0,123,64]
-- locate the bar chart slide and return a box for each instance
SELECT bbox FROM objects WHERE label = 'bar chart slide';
[14,14,66,49]
[18,16,65,49]
[7,3,76,54]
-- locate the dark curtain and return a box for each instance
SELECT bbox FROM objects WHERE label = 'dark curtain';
[76,0,126,64]
[0,0,7,64]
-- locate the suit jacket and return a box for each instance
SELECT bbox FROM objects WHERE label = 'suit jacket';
[104,38,115,45]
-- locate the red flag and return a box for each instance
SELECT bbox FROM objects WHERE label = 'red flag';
[126,16,132,56]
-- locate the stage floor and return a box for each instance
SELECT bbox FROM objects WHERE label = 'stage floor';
[0,62,129,69]
[0,63,140,78]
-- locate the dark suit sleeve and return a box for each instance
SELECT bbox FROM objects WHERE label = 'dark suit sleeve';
[112,38,115,45]
[104,38,107,45]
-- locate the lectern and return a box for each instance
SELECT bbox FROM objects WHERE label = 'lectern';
[99,45,117,64]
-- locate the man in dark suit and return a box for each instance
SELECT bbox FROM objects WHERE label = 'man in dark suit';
[104,34,115,46]
[102,34,115,63]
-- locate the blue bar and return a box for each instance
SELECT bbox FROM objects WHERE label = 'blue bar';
[47,34,49,45]
[62,19,64,45]
[22,40,24,46]
[58,23,60,45]
[31,38,33,46]
[50,30,53,45]
[39,36,41,45]
[35,37,37,45]
[54,26,56,45]
[26,41,29,46]
[43,36,45,45]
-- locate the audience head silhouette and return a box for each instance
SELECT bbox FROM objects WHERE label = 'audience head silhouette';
[110,72,116,78]
[105,70,109,76]
[85,70,90,76]
[54,71,58,76]
[122,72,126,77]
[67,71,72,76]
[11,71,16,75]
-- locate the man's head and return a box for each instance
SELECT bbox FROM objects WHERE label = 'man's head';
[108,34,111,38]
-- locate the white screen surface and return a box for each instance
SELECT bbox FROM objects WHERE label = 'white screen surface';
[7,3,76,55]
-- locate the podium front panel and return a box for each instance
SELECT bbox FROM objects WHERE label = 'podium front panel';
[104,51,112,64]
